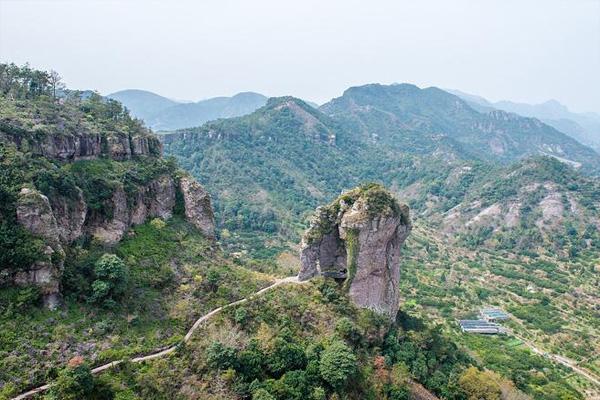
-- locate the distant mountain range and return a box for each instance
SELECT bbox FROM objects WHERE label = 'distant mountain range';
[324,84,600,171]
[107,89,268,131]
[448,89,600,153]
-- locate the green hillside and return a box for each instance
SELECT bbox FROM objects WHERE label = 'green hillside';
[1,64,598,399]
[321,84,600,172]
[162,91,600,260]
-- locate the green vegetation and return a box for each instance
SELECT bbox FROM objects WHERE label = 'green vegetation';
[1,64,598,399]
[89,254,129,308]
[99,280,475,399]
[0,216,271,397]
[397,225,597,398]
[45,359,114,400]
[344,228,359,290]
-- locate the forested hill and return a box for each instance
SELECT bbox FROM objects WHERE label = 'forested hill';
[320,83,600,173]
[162,90,600,259]
[107,89,179,122]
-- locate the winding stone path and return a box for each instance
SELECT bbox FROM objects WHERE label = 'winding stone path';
[12,276,301,400]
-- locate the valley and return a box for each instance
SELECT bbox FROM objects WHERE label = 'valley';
[1,63,599,400]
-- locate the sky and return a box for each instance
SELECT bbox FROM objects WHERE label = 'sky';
[0,0,599,113]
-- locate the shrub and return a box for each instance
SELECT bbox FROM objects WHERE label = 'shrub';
[234,307,248,325]
[252,388,276,400]
[267,338,307,377]
[319,340,356,390]
[206,341,238,370]
[89,254,128,307]
[45,361,97,400]
[335,317,361,345]
[149,218,166,230]
[206,268,221,292]
[311,386,326,400]
[458,366,502,400]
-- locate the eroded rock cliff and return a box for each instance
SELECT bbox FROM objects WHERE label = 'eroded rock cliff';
[179,176,216,239]
[1,130,214,308]
[1,84,218,308]
[15,188,65,309]
[298,184,411,320]
[9,173,216,307]
[0,127,162,162]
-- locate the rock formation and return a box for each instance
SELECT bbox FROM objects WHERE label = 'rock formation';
[11,173,215,307]
[179,176,216,239]
[298,184,411,320]
[15,188,65,309]
[0,83,216,308]
[1,117,215,306]
[0,128,161,162]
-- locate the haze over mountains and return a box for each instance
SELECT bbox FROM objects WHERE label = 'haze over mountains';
[108,89,268,131]
[449,89,600,152]
[112,85,600,159]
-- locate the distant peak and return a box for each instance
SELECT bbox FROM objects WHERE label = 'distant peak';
[265,96,311,109]
[540,99,569,112]
[231,91,268,100]
[108,89,167,97]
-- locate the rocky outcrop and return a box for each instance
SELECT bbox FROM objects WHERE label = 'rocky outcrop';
[179,176,216,239]
[0,129,161,162]
[89,175,178,245]
[15,188,65,309]
[10,173,215,307]
[49,188,88,243]
[89,186,130,244]
[149,175,176,219]
[298,184,411,320]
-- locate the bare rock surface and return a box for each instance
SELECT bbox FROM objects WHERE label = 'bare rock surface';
[15,188,65,308]
[179,176,216,239]
[298,184,411,320]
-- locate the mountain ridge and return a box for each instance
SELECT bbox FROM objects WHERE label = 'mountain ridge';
[448,89,600,152]
[109,89,268,131]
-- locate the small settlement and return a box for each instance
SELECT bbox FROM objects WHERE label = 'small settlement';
[459,308,510,335]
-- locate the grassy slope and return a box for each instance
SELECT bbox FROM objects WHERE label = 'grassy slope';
[0,217,273,398]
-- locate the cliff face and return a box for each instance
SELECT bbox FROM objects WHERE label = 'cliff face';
[9,172,215,308]
[1,132,214,309]
[298,184,411,320]
[179,176,216,239]
[0,129,162,162]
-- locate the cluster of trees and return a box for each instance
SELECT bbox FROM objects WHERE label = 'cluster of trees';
[189,279,488,400]
[45,357,113,400]
[382,317,472,399]
[89,254,129,308]
[0,63,64,100]
[204,328,358,400]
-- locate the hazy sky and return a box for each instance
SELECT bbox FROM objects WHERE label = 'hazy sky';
[1,0,599,112]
